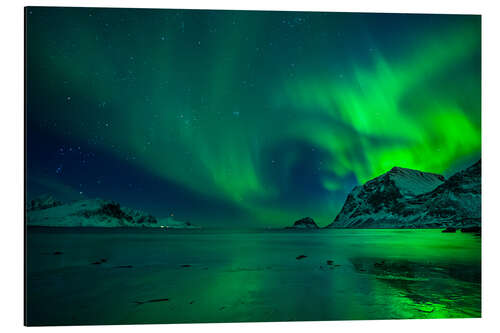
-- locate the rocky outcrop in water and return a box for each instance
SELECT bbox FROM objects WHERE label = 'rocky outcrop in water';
[327,160,481,229]
[286,217,319,229]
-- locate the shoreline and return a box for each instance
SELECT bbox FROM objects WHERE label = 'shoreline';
[26,225,481,232]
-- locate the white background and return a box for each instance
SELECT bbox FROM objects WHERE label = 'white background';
[1,0,499,331]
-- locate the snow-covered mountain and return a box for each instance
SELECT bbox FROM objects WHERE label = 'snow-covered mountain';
[27,194,63,211]
[383,167,445,196]
[327,160,480,229]
[26,197,199,228]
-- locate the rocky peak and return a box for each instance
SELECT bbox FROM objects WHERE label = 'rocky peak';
[438,160,480,193]
[327,160,480,229]
[287,217,319,229]
[385,166,446,196]
[27,194,63,211]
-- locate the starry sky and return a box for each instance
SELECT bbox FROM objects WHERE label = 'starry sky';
[25,7,481,227]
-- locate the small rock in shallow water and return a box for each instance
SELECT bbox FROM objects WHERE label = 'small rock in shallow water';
[135,298,169,305]
[53,251,63,255]
[461,226,481,233]
[286,217,319,229]
[115,265,133,268]
[442,227,457,233]
[180,264,192,268]
[100,258,107,263]
[91,261,101,265]
[326,260,334,265]
[296,255,307,260]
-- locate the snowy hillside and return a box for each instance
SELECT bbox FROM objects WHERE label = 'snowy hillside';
[386,167,445,196]
[26,198,199,228]
[327,160,480,228]
[27,194,63,211]
[156,217,201,229]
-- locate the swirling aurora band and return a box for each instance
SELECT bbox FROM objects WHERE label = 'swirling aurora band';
[26,8,480,227]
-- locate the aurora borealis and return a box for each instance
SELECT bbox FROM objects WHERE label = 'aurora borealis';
[26,7,481,227]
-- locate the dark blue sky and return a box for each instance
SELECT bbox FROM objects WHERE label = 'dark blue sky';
[26,7,481,227]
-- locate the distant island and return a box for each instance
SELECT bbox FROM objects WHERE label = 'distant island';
[26,195,200,229]
[285,217,319,229]
[286,160,480,230]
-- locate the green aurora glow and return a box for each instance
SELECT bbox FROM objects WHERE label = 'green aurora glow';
[26,8,481,227]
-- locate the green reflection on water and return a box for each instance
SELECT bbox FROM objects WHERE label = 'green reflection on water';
[26,229,480,325]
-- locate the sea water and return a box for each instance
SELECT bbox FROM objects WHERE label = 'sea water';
[25,228,481,325]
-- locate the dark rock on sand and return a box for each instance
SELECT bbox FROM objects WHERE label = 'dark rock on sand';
[296,255,307,260]
[135,298,169,305]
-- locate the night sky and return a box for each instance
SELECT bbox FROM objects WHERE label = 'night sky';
[25,7,481,227]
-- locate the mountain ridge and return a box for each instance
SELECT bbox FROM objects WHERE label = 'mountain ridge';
[326,160,481,229]
[26,197,199,228]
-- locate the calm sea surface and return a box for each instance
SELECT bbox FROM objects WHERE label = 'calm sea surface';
[26,228,481,325]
